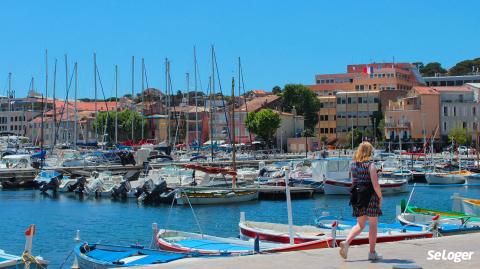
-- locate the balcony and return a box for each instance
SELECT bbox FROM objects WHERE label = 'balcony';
[385,121,411,129]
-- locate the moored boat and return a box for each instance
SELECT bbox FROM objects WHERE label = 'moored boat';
[461,198,480,216]
[74,243,190,269]
[156,229,333,254]
[425,170,470,185]
[175,189,258,205]
[323,178,408,195]
[239,217,432,246]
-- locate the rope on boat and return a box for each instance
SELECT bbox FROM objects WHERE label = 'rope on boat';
[21,251,46,269]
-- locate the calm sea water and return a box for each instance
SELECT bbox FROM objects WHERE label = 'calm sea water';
[1,184,479,268]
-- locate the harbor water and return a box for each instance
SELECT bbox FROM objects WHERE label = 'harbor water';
[1,184,479,268]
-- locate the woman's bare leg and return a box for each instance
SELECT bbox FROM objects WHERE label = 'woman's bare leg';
[367,216,378,253]
[345,216,367,245]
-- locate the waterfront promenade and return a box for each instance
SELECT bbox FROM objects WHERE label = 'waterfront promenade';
[137,233,480,269]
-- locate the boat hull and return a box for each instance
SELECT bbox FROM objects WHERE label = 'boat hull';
[239,221,431,246]
[176,190,258,205]
[462,199,480,216]
[425,173,467,185]
[323,179,408,195]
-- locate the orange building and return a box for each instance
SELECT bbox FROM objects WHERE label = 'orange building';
[384,86,440,141]
[308,62,423,96]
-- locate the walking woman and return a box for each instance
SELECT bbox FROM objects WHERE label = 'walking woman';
[339,141,382,260]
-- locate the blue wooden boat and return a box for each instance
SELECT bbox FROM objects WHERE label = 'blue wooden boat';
[74,243,196,269]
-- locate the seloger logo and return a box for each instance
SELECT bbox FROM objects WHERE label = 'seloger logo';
[427,250,474,263]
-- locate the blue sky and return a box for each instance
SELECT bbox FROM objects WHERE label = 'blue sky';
[0,0,478,99]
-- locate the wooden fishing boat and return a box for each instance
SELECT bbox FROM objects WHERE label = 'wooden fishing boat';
[239,218,432,246]
[323,178,408,195]
[0,250,47,269]
[156,229,333,254]
[397,212,480,234]
[466,173,480,184]
[425,170,470,185]
[461,198,480,216]
[175,189,258,205]
[398,199,480,233]
[74,243,191,269]
[0,225,48,269]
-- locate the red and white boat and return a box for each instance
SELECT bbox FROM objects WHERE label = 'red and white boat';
[239,219,432,246]
[156,229,333,255]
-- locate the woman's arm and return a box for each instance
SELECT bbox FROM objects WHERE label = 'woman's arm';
[369,163,382,204]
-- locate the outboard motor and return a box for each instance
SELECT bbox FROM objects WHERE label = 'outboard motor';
[111,180,130,199]
[40,176,62,193]
[73,176,87,193]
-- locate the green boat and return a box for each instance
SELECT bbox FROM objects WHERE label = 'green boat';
[400,199,480,221]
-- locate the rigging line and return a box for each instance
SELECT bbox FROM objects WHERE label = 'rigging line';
[143,61,150,89]
[54,64,76,140]
[95,64,111,111]
[212,47,232,145]
[239,59,252,143]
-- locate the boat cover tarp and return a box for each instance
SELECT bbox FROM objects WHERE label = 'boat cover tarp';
[175,239,252,251]
[132,253,186,264]
[87,249,137,262]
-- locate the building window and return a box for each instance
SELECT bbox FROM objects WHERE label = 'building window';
[443,107,448,116]
[444,122,447,131]
[453,107,457,116]
[463,122,467,128]
[473,107,477,116]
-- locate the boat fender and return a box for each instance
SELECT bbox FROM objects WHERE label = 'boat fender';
[254,235,260,253]
[400,199,406,213]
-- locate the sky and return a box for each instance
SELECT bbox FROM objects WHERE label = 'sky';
[0,0,479,99]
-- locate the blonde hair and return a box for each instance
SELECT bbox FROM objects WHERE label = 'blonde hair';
[353,141,373,162]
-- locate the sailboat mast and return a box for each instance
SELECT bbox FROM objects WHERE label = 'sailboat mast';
[94,53,98,142]
[141,58,145,140]
[115,65,118,145]
[131,56,135,143]
[52,59,57,149]
[74,63,78,149]
[166,59,171,146]
[193,46,199,148]
[231,76,236,188]
[185,72,189,149]
[210,46,215,161]
[209,76,214,162]
[65,55,69,145]
[44,50,48,147]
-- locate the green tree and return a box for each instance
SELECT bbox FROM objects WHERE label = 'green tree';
[320,135,328,144]
[244,109,281,148]
[281,84,321,132]
[377,118,385,142]
[420,62,447,76]
[449,58,480,76]
[346,128,362,148]
[93,109,146,143]
[448,127,471,146]
[272,85,282,95]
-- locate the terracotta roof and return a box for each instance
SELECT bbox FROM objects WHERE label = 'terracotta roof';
[413,86,439,95]
[430,86,471,92]
[236,95,281,112]
[251,90,268,95]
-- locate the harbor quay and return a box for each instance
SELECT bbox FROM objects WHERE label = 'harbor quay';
[144,233,480,269]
